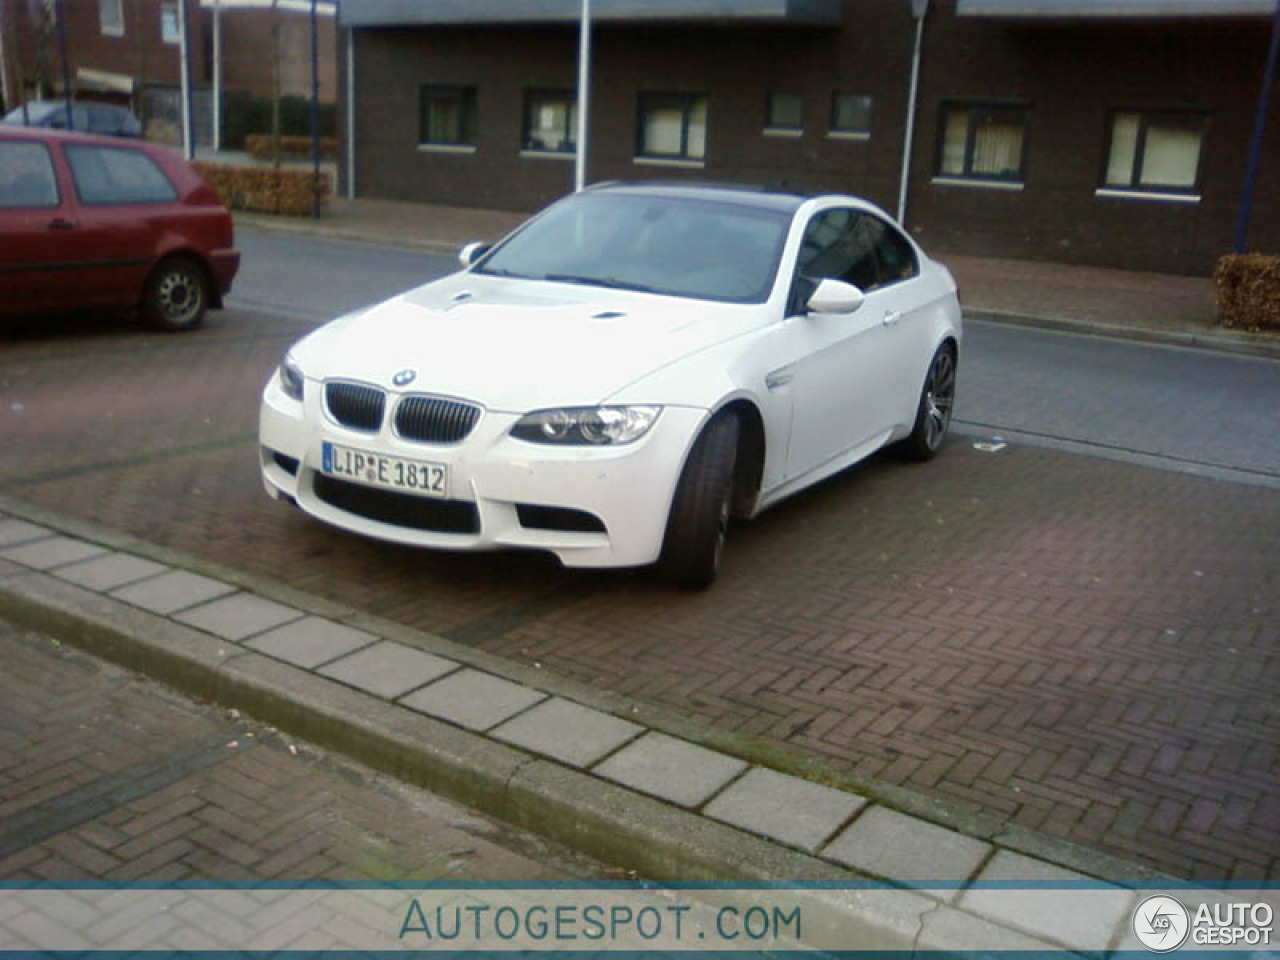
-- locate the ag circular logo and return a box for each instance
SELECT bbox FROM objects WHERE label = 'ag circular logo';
[392,369,417,387]
[1134,895,1190,952]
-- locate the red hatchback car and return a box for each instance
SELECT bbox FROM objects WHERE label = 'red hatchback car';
[0,126,238,331]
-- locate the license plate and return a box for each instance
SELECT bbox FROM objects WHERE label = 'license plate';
[322,442,448,499]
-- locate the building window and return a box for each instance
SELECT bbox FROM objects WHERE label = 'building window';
[766,92,803,133]
[937,102,1028,183]
[637,93,707,162]
[523,90,576,153]
[160,4,180,45]
[1102,110,1206,195]
[99,0,124,37]
[420,85,477,148]
[830,93,872,137]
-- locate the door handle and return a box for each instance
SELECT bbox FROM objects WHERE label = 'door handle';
[882,310,902,327]
[47,218,76,231]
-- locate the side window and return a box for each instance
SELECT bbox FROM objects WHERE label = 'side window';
[0,141,60,208]
[64,145,178,205]
[871,220,919,285]
[796,208,880,290]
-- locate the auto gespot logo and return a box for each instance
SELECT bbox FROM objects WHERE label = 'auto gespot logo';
[1133,895,1274,951]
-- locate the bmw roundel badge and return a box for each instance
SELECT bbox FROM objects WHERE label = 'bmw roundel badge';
[392,369,417,387]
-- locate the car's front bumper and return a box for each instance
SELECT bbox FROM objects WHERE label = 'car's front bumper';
[258,374,706,568]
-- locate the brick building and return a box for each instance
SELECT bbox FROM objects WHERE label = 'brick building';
[0,0,336,140]
[338,0,1280,275]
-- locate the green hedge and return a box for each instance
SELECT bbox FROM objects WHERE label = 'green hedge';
[221,92,336,151]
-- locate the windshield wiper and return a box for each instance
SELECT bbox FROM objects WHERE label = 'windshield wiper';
[475,267,536,279]
[543,273,658,294]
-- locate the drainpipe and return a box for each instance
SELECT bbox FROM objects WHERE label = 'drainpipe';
[896,0,928,226]
[574,0,591,191]
[1234,0,1280,253]
[310,0,319,216]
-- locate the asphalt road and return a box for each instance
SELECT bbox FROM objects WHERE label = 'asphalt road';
[229,227,1280,485]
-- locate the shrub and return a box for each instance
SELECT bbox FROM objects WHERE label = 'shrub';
[193,162,331,217]
[1215,253,1280,331]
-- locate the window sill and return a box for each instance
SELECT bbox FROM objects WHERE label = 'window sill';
[932,176,1024,192]
[633,156,706,169]
[763,128,803,139]
[827,130,870,142]
[417,143,477,155]
[519,149,575,160]
[1094,188,1200,205]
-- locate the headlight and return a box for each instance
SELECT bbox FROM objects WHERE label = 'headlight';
[512,406,661,445]
[278,358,305,402]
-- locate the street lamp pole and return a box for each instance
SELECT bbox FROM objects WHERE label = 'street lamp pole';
[574,0,591,192]
[1235,0,1280,252]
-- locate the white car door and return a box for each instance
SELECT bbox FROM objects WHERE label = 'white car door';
[781,208,925,482]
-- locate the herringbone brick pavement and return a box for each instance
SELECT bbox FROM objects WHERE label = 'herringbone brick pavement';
[2,308,1277,881]
[0,620,604,883]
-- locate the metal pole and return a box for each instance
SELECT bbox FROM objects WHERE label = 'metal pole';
[574,0,591,192]
[1235,0,1280,253]
[55,0,71,128]
[310,0,320,216]
[345,26,355,199]
[177,0,192,158]
[0,0,12,113]
[212,2,221,152]
[897,0,928,226]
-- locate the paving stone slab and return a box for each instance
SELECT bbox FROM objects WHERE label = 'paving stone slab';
[704,767,866,853]
[398,669,546,732]
[52,552,169,592]
[593,732,748,809]
[175,593,303,641]
[491,697,644,768]
[1,536,107,571]
[822,806,991,896]
[245,616,377,669]
[318,640,459,699]
[110,570,238,615]
[958,850,1135,952]
[0,519,52,547]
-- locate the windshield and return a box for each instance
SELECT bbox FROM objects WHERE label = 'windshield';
[475,192,792,304]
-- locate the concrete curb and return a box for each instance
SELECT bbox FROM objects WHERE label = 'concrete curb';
[234,212,463,256]
[964,308,1280,362]
[0,500,1166,953]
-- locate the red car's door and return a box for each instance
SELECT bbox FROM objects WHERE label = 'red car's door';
[55,140,176,308]
[0,135,82,316]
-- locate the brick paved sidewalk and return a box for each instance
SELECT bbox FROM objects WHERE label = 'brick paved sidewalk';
[0,619,605,884]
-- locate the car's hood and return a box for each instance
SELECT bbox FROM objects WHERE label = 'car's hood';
[289,272,764,411]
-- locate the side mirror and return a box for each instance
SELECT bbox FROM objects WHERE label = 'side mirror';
[458,241,491,268]
[806,277,865,315]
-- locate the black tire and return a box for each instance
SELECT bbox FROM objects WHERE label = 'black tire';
[660,413,739,589]
[141,257,209,331]
[901,343,957,461]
